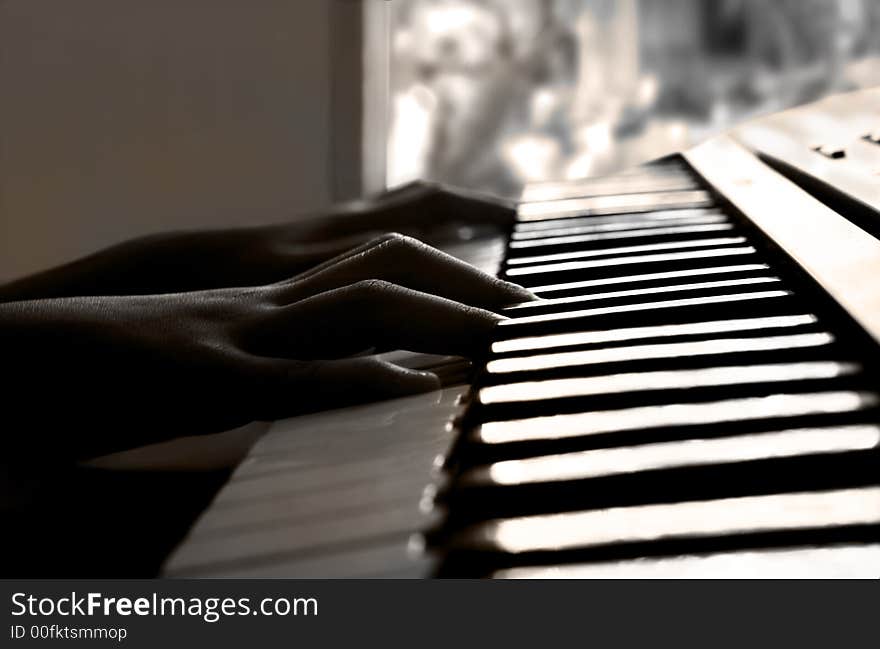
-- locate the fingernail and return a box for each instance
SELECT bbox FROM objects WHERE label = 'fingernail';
[410,370,442,391]
[502,281,539,301]
[388,368,441,397]
[416,371,441,392]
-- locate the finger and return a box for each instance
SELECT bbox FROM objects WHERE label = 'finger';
[264,231,390,276]
[253,357,441,419]
[312,184,516,239]
[249,280,504,359]
[273,233,535,307]
[381,179,432,199]
[284,233,400,284]
[435,184,517,226]
[376,183,516,229]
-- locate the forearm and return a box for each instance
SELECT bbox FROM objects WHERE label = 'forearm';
[0,228,267,302]
[0,300,70,456]
[0,253,120,303]
[0,296,164,459]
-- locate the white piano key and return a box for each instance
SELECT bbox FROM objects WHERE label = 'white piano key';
[508,237,746,265]
[475,391,878,444]
[521,174,698,202]
[165,501,443,575]
[206,537,434,579]
[492,315,818,354]
[210,451,444,509]
[517,190,713,221]
[498,291,792,327]
[509,223,734,248]
[487,333,833,374]
[505,247,758,276]
[494,544,880,579]
[252,387,463,458]
[511,213,728,240]
[529,264,769,294]
[164,386,464,576]
[251,416,452,465]
[190,477,430,537]
[466,424,879,486]
[514,208,723,232]
[464,487,880,553]
[480,361,858,405]
[506,277,781,311]
[234,444,439,486]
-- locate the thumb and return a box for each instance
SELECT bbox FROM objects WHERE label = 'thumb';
[256,357,441,419]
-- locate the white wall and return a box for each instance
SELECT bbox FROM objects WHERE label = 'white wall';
[0,0,334,281]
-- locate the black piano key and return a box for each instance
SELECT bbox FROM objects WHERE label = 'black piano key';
[502,277,783,316]
[471,390,879,448]
[491,314,822,357]
[436,509,880,577]
[475,378,871,432]
[478,360,860,406]
[439,526,880,577]
[526,264,771,297]
[482,333,838,384]
[461,424,880,488]
[505,236,747,266]
[494,290,799,338]
[502,247,760,284]
[509,223,736,252]
[461,407,880,470]
[471,371,873,442]
[492,543,880,578]
[440,424,880,524]
[446,486,880,554]
[441,451,880,527]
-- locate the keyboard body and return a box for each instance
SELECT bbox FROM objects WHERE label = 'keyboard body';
[165,88,880,578]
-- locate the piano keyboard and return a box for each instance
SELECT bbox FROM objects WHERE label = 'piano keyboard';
[165,97,880,578]
[429,143,880,577]
[429,140,880,578]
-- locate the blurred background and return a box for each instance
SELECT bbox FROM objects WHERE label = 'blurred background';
[387,0,880,197]
[2,0,879,281]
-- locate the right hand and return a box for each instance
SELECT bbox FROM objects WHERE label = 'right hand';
[2,234,533,460]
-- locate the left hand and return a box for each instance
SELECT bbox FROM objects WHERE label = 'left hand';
[0,182,516,301]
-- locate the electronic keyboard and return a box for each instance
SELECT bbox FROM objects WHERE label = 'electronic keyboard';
[165,88,880,578]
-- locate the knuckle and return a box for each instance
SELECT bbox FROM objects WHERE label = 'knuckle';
[257,283,287,306]
[414,179,440,194]
[383,231,408,244]
[370,232,402,245]
[366,232,420,257]
[381,232,424,253]
[375,232,435,260]
[351,278,394,297]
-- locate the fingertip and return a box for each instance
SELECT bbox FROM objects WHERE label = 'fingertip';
[392,368,442,394]
[474,307,507,327]
[500,281,539,303]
